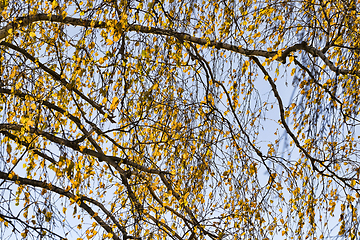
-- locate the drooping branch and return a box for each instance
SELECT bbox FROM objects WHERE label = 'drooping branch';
[250,56,360,193]
[0,41,115,123]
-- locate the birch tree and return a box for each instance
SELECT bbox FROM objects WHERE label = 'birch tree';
[0,0,360,239]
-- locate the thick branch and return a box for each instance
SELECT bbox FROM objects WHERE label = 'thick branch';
[0,87,99,146]
[0,14,106,41]
[0,170,121,240]
[1,14,358,77]
[0,123,169,175]
[0,129,56,164]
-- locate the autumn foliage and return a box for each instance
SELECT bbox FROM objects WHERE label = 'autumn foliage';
[0,0,360,239]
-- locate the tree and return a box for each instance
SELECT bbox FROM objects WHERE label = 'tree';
[0,0,359,239]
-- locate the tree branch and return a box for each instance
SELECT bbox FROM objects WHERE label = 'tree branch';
[1,14,358,77]
[0,123,170,176]
[0,41,115,123]
[0,170,122,240]
[250,56,360,193]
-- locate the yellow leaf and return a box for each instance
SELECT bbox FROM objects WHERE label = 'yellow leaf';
[102,97,107,105]
[6,143,11,155]
[113,34,120,42]
[30,32,36,37]
[27,120,34,127]
[52,0,58,9]
[291,68,296,76]
[110,96,119,111]
[45,212,52,222]
[106,39,113,45]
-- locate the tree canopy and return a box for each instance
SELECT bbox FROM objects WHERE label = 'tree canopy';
[0,0,360,239]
